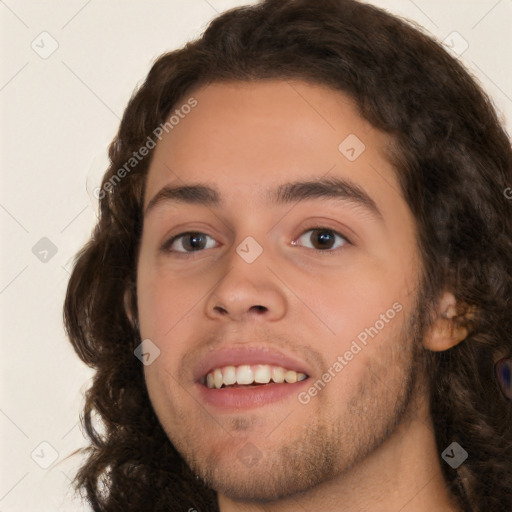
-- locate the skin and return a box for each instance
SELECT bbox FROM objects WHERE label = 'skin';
[134,80,466,511]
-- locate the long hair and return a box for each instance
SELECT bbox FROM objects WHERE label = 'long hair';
[63,0,512,510]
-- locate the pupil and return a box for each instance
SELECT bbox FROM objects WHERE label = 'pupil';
[185,233,205,251]
[313,230,334,249]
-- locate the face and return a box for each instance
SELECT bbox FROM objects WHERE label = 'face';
[136,80,424,501]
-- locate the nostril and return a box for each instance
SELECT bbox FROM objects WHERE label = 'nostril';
[251,305,267,313]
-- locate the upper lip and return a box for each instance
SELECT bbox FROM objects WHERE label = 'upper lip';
[193,346,312,383]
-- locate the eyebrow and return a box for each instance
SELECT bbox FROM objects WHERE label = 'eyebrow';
[144,176,383,221]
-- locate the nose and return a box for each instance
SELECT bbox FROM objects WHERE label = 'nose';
[204,250,287,323]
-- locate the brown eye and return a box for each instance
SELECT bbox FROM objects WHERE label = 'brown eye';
[294,228,348,251]
[165,232,217,253]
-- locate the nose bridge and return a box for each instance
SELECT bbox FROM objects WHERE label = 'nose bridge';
[204,236,287,322]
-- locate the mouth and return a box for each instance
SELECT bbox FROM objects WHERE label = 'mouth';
[201,364,308,389]
[195,350,312,410]
[193,346,312,410]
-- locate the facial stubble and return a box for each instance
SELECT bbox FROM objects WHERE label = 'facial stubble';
[158,303,426,504]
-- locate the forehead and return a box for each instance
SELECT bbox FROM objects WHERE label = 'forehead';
[144,79,400,212]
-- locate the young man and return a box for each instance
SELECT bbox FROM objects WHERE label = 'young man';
[64,0,512,510]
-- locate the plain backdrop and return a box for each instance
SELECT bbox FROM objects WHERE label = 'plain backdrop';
[1,0,511,510]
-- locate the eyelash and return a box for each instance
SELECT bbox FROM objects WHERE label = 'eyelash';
[161,226,351,255]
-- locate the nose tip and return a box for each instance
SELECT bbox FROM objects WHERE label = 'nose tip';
[205,265,287,322]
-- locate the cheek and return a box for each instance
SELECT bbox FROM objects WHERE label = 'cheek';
[136,264,210,392]
[298,277,412,405]
[296,258,414,345]
[288,259,417,402]
[137,256,204,344]
[142,359,186,436]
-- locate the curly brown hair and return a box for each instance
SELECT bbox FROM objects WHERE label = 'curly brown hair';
[63,0,512,510]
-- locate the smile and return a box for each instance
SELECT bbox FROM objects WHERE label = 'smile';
[203,364,308,389]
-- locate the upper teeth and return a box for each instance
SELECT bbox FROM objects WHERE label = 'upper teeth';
[205,364,307,389]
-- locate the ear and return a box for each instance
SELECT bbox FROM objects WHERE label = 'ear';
[422,291,472,352]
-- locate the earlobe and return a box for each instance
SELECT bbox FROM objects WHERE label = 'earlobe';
[422,291,471,352]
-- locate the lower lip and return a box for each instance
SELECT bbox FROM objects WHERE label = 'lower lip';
[195,380,310,411]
